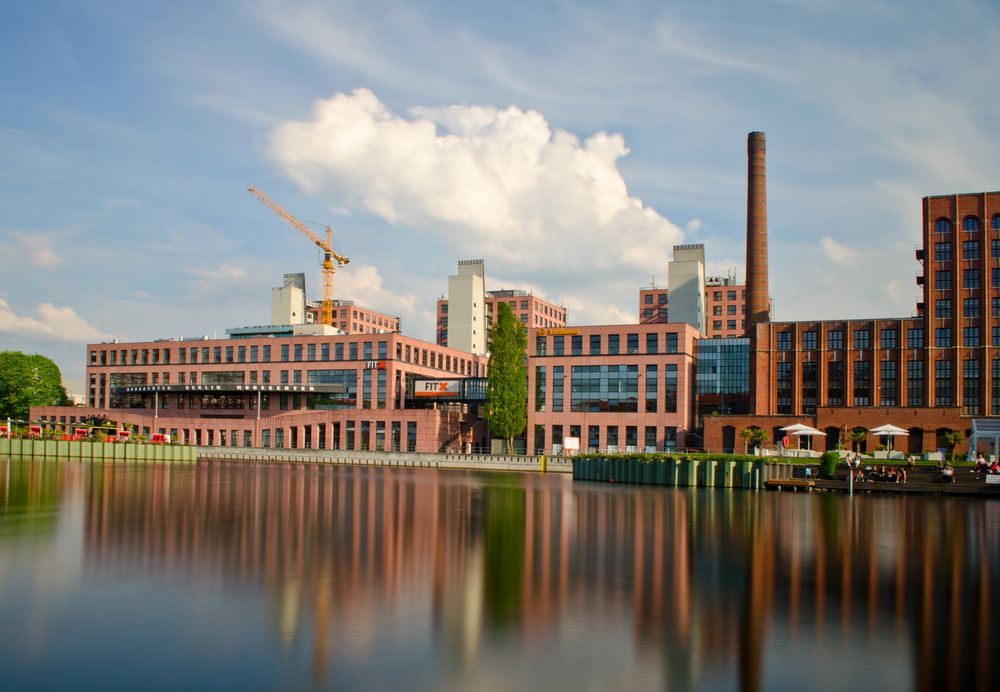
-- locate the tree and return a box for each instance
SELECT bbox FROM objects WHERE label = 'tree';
[740,426,767,454]
[485,302,527,453]
[848,429,867,453]
[941,430,965,462]
[0,351,72,420]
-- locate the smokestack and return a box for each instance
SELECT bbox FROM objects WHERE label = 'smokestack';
[745,131,770,331]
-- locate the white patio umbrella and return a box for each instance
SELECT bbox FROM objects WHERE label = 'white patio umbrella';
[789,426,825,452]
[869,423,909,456]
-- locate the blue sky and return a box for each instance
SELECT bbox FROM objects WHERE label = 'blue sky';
[2,0,999,388]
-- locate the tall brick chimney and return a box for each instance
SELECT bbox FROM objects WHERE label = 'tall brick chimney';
[745,132,770,331]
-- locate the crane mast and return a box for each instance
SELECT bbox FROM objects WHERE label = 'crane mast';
[247,186,349,327]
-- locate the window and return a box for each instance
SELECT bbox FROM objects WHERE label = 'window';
[880,361,897,406]
[935,299,952,318]
[993,214,1000,231]
[553,336,565,356]
[853,329,870,349]
[777,332,792,350]
[962,240,980,260]
[994,297,1000,317]
[727,320,737,330]
[963,216,982,232]
[935,328,952,347]
[664,365,677,413]
[776,362,793,414]
[827,361,844,406]
[589,334,601,355]
[728,290,737,301]
[963,269,980,289]
[627,333,639,354]
[992,239,1000,258]
[907,360,924,406]
[645,364,657,413]
[307,344,316,361]
[964,326,980,346]
[727,305,737,315]
[644,308,653,319]
[646,333,658,354]
[608,334,620,355]
[570,365,639,413]
[993,327,1000,346]
[802,331,817,350]
[280,344,289,362]
[552,366,564,412]
[852,360,870,406]
[907,328,924,347]
[658,293,667,304]
[963,298,980,318]
[963,359,980,415]
[713,306,723,316]
[935,359,952,406]
[802,361,818,414]
[993,268,1000,287]
[936,270,951,289]
[934,218,952,233]
[934,242,951,261]
[535,335,547,356]
[571,335,583,356]
[658,308,667,319]
[535,366,546,412]
[879,328,897,348]
[665,333,678,353]
[644,293,653,304]
[828,330,843,350]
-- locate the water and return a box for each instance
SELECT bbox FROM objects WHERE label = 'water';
[0,458,997,691]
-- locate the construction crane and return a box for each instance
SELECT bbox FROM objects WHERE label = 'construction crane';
[248,185,349,327]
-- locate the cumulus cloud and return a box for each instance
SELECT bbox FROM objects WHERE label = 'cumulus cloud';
[819,236,858,266]
[0,298,108,342]
[335,263,422,321]
[6,230,66,269]
[267,89,684,277]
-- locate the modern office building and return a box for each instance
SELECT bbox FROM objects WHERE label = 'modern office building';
[33,330,489,453]
[526,322,700,454]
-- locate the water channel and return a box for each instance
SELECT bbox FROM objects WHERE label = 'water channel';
[0,457,997,690]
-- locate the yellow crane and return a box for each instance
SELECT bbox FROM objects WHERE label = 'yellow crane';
[248,185,349,328]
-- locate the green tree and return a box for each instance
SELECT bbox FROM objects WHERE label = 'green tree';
[485,302,527,453]
[941,430,965,462]
[0,351,72,420]
[848,429,867,453]
[739,426,767,454]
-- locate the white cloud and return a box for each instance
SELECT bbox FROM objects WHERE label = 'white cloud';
[819,236,858,266]
[267,89,684,278]
[0,298,108,343]
[6,230,66,269]
[335,263,424,325]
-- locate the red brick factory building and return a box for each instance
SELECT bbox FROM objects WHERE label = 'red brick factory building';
[704,132,1000,455]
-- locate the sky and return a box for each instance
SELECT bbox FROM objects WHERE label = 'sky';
[2,0,999,389]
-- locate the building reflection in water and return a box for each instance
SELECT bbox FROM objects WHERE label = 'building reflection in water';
[1,458,997,690]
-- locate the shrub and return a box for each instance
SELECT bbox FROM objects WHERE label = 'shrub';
[819,451,840,479]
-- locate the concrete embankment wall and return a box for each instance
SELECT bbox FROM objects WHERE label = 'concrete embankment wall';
[197,447,574,473]
[572,456,769,490]
[0,438,197,463]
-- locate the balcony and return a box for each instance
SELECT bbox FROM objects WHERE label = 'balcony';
[915,248,925,261]
[916,275,925,286]
[916,301,925,315]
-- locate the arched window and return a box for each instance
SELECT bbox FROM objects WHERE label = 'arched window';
[963,216,982,232]
[934,218,952,233]
[992,214,1000,231]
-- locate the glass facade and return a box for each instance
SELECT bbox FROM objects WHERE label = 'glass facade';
[570,365,639,412]
[695,338,750,418]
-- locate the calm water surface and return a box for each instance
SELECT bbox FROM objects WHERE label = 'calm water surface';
[0,457,997,691]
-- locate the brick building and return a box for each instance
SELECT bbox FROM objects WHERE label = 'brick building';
[34,332,488,453]
[704,190,1000,454]
[306,300,400,334]
[639,276,747,338]
[436,289,566,346]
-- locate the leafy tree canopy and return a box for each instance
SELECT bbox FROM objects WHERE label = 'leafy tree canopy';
[485,302,527,452]
[0,351,72,420]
